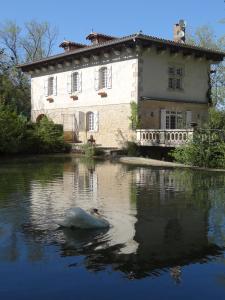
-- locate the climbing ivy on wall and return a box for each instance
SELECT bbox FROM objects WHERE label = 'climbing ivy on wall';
[129,101,141,130]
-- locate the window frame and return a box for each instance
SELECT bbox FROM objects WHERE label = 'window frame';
[168,64,184,91]
[99,67,107,89]
[87,112,94,132]
[71,72,79,93]
[165,110,186,129]
[48,76,54,96]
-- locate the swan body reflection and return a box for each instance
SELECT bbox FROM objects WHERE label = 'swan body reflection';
[58,207,110,229]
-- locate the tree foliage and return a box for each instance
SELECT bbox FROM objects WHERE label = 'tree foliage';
[0,20,58,117]
[171,25,225,168]
[186,25,225,107]
[209,107,225,129]
[129,101,141,130]
[0,107,70,155]
[171,109,225,169]
[171,131,225,169]
[0,105,27,153]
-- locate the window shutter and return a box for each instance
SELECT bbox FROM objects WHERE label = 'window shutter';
[53,76,57,96]
[44,78,48,96]
[79,111,86,131]
[160,109,167,129]
[67,73,72,94]
[74,111,79,135]
[93,111,99,132]
[94,69,99,91]
[186,111,192,128]
[78,71,82,93]
[107,65,112,89]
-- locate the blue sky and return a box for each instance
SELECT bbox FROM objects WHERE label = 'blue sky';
[0,0,224,53]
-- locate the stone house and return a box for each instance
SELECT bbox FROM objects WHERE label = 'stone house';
[20,21,225,148]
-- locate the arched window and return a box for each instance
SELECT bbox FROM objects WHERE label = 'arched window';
[87,112,94,131]
[99,67,107,89]
[72,72,79,92]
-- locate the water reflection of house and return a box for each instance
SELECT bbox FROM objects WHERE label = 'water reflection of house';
[83,167,221,280]
[29,160,137,254]
[2,160,222,279]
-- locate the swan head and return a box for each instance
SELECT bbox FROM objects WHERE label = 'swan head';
[90,208,100,216]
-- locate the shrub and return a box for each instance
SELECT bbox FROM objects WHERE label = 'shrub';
[124,141,140,157]
[171,130,225,168]
[34,117,69,153]
[81,143,105,157]
[0,107,71,155]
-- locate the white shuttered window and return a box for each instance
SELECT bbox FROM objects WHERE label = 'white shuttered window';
[67,72,82,94]
[99,67,107,89]
[87,112,94,131]
[161,110,192,129]
[94,65,112,90]
[44,76,57,96]
[87,111,99,132]
[48,77,54,96]
[72,72,79,92]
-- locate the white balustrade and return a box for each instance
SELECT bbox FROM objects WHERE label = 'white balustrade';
[136,129,194,147]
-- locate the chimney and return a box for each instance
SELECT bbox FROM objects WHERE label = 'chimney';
[86,32,116,45]
[59,40,86,52]
[173,19,186,43]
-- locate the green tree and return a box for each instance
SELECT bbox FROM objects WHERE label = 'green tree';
[0,106,70,155]
[0,105,27,154]
[186,25,225,107]
[0,20,58,117]
[171,130,225,168]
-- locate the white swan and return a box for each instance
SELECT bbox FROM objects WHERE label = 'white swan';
[58,207,110,229]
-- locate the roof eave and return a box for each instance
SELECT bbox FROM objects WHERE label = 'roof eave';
[18,34,225,72]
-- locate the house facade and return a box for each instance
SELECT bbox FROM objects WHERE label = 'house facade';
[20,24,224,148]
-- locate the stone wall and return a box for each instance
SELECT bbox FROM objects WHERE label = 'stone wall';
[32,103,136,148]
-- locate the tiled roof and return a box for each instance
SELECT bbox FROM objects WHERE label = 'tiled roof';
[19,32,225,70]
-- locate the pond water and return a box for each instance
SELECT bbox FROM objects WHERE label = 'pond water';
[0,156,225,300]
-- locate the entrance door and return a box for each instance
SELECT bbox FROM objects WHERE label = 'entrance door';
[62,114,78,142]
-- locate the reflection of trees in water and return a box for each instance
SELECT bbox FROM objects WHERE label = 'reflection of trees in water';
[0,157,68,263]
[129,167,225,280]
[0,157,68,202]
[208,188,225,248]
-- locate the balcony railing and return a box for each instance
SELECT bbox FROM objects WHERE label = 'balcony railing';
[136,129,194,147]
